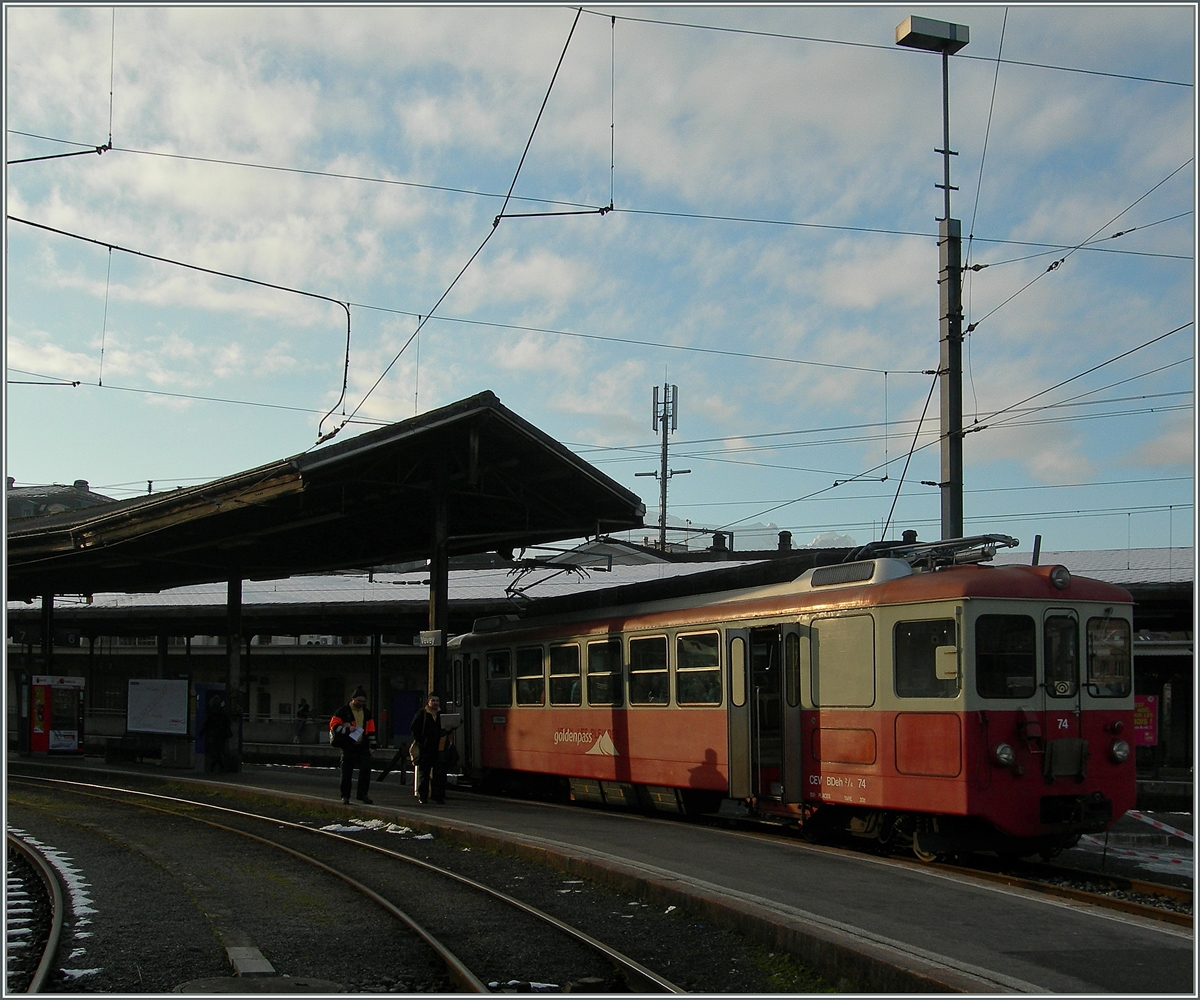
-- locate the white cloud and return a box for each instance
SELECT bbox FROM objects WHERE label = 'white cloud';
[4,6,1192,549]
[1126,413,1195,470]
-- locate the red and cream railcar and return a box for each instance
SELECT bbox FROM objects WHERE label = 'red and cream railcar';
[449,538,1135,858]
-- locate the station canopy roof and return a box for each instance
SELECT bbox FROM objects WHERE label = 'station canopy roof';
[6,391,646,601]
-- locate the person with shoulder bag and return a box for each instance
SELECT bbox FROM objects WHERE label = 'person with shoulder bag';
[410,693,446,804]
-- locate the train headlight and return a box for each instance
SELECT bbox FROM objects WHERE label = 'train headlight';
[1049,565,1071,590]
[992,743,1016,767]
[1110,739,1131,763]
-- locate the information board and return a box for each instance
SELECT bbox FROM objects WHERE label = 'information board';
[1133,694,1158,746]
[127,679,190,735]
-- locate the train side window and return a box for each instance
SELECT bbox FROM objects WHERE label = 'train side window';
[515,646,545,706]
[730,637,747,708]
[810,614,875,707]
[486,649,512,707]
[549,643,581,706]
[586,639,623,706]
[784,632,800,708]
[1044,615,1078,698]
[894,619,957,698]
[975,615,1036,699]
[1086,617,1131,698]
[628,635,669,705]
[677,631,721,705]
[472,657,481,708]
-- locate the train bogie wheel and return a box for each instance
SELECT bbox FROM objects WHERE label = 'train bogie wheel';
[912,843,942,863]
[911,829,943,863]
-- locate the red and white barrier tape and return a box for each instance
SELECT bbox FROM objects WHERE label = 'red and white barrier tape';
[1126,810,1194,843]
[1079,834,1191,865]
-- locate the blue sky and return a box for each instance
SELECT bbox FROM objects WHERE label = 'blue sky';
[5,5,1195,555]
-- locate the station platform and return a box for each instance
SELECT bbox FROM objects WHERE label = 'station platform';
[8,753,1193,994]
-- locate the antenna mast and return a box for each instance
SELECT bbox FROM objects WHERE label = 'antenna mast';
[636,383,690,550]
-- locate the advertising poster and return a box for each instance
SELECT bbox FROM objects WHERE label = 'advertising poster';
[1133,694,1158,746]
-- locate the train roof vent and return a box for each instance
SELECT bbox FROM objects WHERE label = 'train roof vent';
[472,614,520,633]
[811,561,876,587]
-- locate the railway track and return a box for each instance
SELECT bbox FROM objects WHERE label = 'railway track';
[9,777,684,993]
[931,857,1192,928]
[710,813,1193,927]
[6,833,64,994]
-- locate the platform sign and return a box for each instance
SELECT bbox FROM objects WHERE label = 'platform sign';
[1133,694,1158,746]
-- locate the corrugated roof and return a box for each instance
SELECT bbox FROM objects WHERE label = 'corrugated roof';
[993,548,1194,586]
[5,391,645,599]
[11,561,760,613]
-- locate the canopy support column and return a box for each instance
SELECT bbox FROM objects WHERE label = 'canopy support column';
[427,481,450,699]
[225,575,242,772]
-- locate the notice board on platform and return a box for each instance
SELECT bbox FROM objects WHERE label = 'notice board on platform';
[127,679,189,735]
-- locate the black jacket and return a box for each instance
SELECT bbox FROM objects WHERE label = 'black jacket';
[330,704,376,752]
[410,708,443,757]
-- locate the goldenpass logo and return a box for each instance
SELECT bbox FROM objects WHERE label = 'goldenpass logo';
[553,728,595,746]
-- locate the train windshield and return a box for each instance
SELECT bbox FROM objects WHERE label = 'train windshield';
[1086,617,1132,697]
[975,614,1036,699]
[1043,615,1079,698]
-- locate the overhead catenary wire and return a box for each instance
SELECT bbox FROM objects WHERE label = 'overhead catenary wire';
[967,211,1194,270]
[969,322,1192,431]
[8,130,1191,264]
[666,476,1194,508]
[4,213,930,380]
[6,131,599,210]
[709,324,1193,532]
[966,159,1195,334]
[609,14,616,208]
[6,214,355,439]
[964,6,1008,421]
[351,301,925,375]
[98,247,112,385]
[574,362,1193,454]
[579,7,1193,88]
[6,367,390,425]
[325,8,587,442]
[881,371,935,542]
[8,128,1192,265]
[108,8,116,147]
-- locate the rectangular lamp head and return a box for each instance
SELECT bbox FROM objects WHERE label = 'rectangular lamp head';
[895,15,969,55]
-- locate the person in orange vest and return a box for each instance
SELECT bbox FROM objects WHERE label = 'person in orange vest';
[329,686,376,805]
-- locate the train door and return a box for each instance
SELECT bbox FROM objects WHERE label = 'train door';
[781,625,805,803]
[750,626,783,799]
[451,653,469,771]
[726,630,752,798]
[1042,609,1081,740]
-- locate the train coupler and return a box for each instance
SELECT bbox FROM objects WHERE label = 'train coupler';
[1039,791,1112,832]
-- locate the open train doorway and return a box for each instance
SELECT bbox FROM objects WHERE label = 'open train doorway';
[750,626,782,799]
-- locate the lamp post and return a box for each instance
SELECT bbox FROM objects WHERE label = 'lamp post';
[896,15,969,541]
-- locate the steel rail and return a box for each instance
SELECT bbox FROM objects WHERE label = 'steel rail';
[725,819,1193,928]
[13,777,684,993]
[7,832,65,994]
[933,860,1193,928]
[1022,863,1193,904]
[9,782,486,993]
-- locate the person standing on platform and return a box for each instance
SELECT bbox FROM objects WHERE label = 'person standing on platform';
[330,686,376,805]
[198,695,232,773]
[294,698,310,743]
[410,693,446,804]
